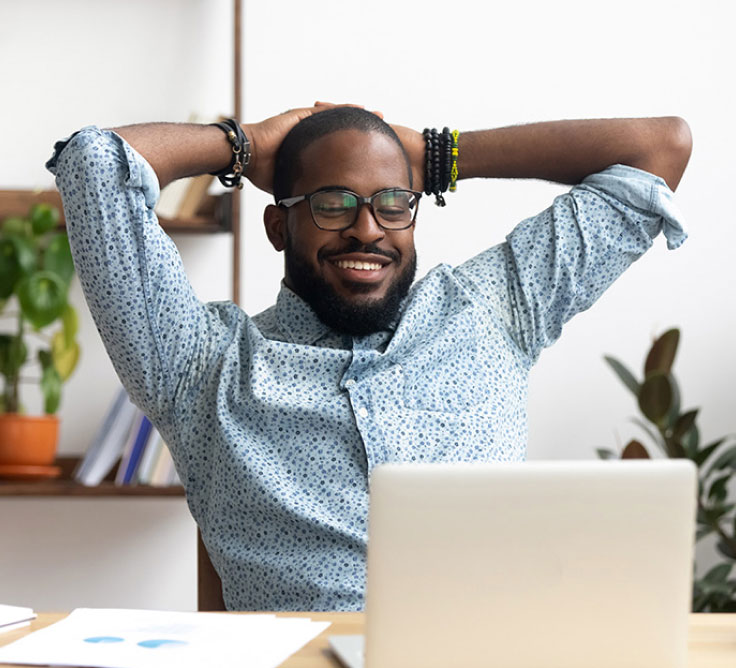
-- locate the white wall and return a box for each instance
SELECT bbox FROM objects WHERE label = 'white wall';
[241,0,735,466]
[0,498,197,611]
[1,0,734,606]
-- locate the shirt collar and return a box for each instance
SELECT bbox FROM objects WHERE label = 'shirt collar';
[274,282,399,347]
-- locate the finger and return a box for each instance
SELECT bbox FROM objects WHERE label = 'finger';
[313,101,366,110]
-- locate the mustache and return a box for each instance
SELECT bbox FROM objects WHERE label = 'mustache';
[319,241,399,263]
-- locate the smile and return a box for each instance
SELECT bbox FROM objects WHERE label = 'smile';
[332,259,384,271]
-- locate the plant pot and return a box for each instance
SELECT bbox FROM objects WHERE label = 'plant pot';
[0,414,59,466]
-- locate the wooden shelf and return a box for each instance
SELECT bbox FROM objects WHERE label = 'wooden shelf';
[0,456,185,497]
[0,189,232,235]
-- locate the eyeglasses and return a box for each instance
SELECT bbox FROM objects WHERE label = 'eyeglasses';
[277,188,422,231]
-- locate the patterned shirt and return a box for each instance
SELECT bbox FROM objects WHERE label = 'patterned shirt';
[47,127,686,611]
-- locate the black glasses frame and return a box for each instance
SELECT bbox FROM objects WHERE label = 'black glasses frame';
[277,187,423,231]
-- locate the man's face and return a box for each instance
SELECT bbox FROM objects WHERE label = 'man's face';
[271,129,417,335]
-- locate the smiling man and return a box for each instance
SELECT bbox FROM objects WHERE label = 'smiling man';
[47,104,691,611]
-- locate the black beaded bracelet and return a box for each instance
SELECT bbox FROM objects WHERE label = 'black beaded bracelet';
[423,127,447,206]
[422,128,433,197]
[209,119,251,190]
[441,127,452,194]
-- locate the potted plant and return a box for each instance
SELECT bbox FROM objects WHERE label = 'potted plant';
[0,203,79,470]
[598,328,736,612]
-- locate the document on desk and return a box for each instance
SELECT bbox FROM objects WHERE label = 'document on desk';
[0,608,330,668]
[0,605,36,635]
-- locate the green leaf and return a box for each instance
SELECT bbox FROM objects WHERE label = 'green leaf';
[61,303,78,347]
[622,440,650,459]
[673,410,699,441]
[679,422,700,459]
[43,233,74,285]
[708,444,736,474]
[644,328,680,377]
[662,373,681,431]
[694,438,725,467]
[638,373,672,425]
[708,474,731,503]
[604,356,640,396]
[40,363,61,414]
[51,329,80,380]
[702,562,732,584]
[0,334,27,378]
[8,235,37,276]
[0,239,21,298]
[15,270,67,329]
[701,503,736,525]
[2,216,31,237]
[716,539,736,561]
[30,203,59,236]
[596,448,617,460]
[38,348,53,371]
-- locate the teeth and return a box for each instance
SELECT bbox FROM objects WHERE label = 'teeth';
[334,260,383,271]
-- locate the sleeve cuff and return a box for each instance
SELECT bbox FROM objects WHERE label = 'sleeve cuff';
[581,164,688,250]
[46,125,161,210]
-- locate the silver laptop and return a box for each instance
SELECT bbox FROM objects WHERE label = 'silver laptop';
[330,460,696,668]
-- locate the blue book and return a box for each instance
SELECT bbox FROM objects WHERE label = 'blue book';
[121,415,154,485]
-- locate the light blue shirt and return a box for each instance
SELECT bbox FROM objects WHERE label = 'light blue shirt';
[47,127,686,611]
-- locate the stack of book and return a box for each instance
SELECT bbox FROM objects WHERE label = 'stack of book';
[74,387,181,488]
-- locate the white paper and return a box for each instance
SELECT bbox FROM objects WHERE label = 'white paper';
[0,608,330,668]
[0,621,31,635]
[0,604,35,631]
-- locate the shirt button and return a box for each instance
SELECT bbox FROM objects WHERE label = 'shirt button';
[345,379,356,389]
[357,407,368,419]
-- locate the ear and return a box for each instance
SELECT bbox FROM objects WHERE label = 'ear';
[264,204,287,251]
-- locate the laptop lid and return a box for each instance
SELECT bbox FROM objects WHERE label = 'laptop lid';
[363,460,696,668]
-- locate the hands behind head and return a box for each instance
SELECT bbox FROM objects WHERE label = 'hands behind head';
[243,102,424,194]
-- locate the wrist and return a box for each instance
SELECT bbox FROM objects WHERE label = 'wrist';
[241,123,258,177]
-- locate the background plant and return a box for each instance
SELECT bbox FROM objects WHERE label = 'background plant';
[0,203,79,414]
[599,328,736,612]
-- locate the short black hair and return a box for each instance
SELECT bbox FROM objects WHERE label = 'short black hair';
[272,107,412,202]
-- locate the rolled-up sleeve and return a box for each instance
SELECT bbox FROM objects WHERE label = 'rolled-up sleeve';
[46,127,234,428]
[454,164,688,363]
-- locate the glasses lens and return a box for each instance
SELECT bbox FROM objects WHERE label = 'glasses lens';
[372,190,417,229]
[310,191,358,230]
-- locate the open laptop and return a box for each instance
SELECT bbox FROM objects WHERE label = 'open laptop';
[330,460,696,668]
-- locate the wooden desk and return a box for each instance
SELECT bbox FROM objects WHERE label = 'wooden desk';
[1,612,735,667]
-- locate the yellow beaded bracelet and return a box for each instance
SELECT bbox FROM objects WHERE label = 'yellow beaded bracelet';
[449,129,460,192]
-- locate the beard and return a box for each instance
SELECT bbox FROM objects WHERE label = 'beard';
[284,236,417,336]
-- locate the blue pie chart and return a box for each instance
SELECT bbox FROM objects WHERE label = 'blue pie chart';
[137,639,188,649]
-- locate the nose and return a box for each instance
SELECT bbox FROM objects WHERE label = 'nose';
[340,202,385,244]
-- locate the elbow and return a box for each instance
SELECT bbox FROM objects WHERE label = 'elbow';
[665,116,693,190]
[659,116,693,191]
[632,117,692,191]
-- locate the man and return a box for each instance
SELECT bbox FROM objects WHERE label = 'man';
[47,104,691,611]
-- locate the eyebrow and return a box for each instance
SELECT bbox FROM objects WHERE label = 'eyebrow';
[314,185,355,193]
[314,185,409,194]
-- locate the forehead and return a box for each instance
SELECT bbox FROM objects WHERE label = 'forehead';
[293,129,410,196]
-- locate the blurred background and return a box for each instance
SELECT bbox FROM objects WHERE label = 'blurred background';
[1,0,733,610]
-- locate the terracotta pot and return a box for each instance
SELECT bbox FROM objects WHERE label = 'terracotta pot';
[0,414,59,466]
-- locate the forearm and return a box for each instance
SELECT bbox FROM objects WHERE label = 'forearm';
[457,117,692,190]
[111,122,234,189]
